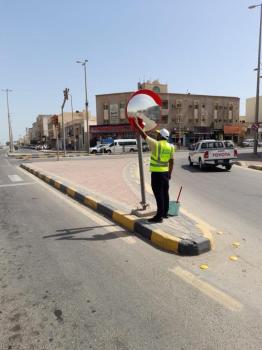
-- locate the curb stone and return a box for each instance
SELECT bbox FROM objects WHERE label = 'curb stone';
[235,161,262,171]
[20,164,211,256]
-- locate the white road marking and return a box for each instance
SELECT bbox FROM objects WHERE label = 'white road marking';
[0,182,36,188]
[8,174,23,182]
[170,266,243,312]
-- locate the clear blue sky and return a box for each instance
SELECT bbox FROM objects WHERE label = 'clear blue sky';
[0,0,259,142]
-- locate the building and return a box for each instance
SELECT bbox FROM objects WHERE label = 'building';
[94,81,240,146]
[245,97,262,140]
[47,111,97,150]
[36,115,51,144]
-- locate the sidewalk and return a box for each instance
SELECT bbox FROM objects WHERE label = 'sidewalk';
[20,157,211,255]
[235,150,262,171]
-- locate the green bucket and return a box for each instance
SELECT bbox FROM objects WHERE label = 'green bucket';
[168,201,180,216]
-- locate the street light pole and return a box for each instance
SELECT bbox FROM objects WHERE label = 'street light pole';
[249,3,262,155]
[69,94,77,151]
[76,59,89,153]
[2,89,14,152]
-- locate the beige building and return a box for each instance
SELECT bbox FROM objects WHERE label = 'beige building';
[245,97,262,123]
[245,97,262,139]
[95,81,240,145]
[48,111,97,150]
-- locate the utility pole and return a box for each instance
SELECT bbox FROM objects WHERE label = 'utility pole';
[76,59,89,153]
[69,93,76,151]
[61,88,69,156]
[249,4,262,155]
[2,89,14,152]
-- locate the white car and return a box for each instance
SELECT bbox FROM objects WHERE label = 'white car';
[188,139,238,171]
[90,144,108,154]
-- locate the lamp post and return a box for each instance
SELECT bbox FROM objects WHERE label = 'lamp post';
[249,3,262,155]
[2,89,14,152]
[76,59,89,153]
[69,93,76,151]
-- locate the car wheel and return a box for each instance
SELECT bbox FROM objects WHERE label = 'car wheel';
[130,149,134,153]
[106,150,111,154]
[225,164,232,171]
[91,150,96,154]
[199,159,205,170]
[188,156,193,166]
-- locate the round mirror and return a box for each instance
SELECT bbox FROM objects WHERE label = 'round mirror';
[126,89,162,132]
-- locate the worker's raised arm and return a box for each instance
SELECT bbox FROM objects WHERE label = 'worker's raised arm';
[134,119,147,140]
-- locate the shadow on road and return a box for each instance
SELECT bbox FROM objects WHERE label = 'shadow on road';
[181,164,228,173]
[43,225,129,241]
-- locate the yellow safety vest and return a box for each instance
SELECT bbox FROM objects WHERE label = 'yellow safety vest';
[150,140,174,172]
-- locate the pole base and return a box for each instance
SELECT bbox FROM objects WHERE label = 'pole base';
[131,203,156,218]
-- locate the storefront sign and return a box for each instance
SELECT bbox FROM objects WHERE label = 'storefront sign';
[224,125,241,134]
[90,124,132,134]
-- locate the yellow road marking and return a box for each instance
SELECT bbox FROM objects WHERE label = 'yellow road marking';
[170,266,242,312]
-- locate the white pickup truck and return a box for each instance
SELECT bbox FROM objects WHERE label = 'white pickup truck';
[188,140,238,171]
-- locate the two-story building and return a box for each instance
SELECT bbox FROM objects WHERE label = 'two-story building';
[93,81,240,146]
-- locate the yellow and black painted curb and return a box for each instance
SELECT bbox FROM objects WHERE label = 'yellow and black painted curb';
[20,164,211,256]
[235,161,262,171]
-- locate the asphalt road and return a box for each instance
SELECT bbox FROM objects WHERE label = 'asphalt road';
[1,150,262,349]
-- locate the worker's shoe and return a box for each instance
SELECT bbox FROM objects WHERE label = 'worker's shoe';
[163,214,171,218]
[148,216,163,223]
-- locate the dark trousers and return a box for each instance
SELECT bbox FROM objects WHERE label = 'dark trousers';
[151,172,169,219]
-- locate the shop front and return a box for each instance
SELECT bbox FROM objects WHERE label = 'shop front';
[223,125,243,144]
[90,124,135,146]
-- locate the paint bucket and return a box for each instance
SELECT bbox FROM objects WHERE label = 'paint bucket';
[168,201,180,216]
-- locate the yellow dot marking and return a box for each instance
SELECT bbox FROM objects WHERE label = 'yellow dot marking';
[229,256,238,261]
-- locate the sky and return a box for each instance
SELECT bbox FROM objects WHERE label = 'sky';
[0,0,260,143]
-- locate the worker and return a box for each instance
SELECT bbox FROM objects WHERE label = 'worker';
[134,121,175,223]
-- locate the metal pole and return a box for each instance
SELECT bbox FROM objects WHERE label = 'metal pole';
[2,89,14,152]
[61,106,66,157]
[136,135,148,209]
[253,4,262,155]
[77,60,89,153]
[83,62,90,153]
[56,125,60,161]
[70,94,76,151]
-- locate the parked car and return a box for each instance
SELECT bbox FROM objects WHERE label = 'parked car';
[188,139,238,171]
[242,139,254,147]
[242,139,262,147]
[90,144,108,154]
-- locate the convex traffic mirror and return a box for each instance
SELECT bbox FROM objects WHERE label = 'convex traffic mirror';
[126,89,162,132]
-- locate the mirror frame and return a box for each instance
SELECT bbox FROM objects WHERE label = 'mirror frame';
[125,89,162,131]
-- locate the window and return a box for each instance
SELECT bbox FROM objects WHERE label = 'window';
[161,115,168,123]
[176,100,182,108]
[153,86,160,93]
[224,141,234,149]
[103,103,109,110]
[120,101,125,109]
[162,100,168,109]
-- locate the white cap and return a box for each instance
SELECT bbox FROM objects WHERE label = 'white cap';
[158,128,169,140]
